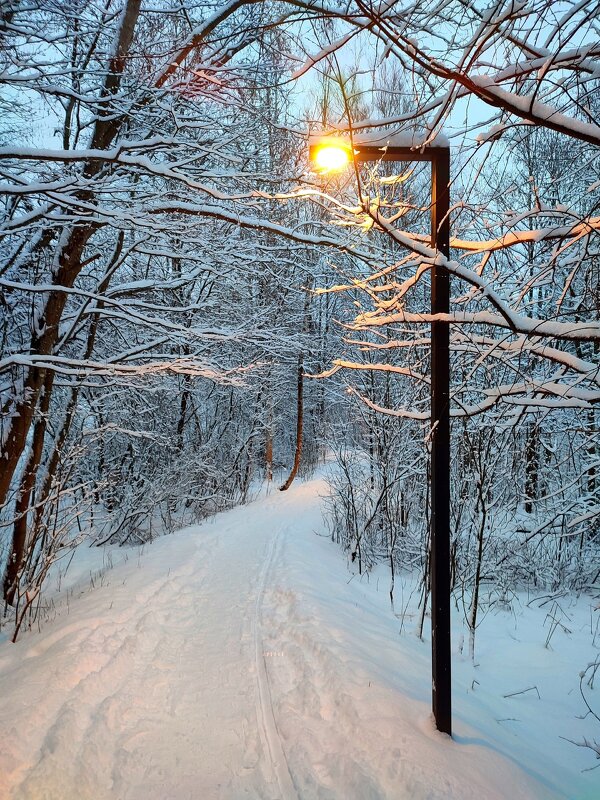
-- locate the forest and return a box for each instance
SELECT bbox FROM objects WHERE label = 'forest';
[0,0,598,664]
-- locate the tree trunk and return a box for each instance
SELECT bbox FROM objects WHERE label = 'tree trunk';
[524,422,540,514]
[280,353,304,491]
[3,371,53,605]
[469,491,487,660]
[265,420,273,482]
[0,0,142,512]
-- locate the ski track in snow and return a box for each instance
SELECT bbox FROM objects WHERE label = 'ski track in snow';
[253,522,297,800]
[0,477,594,799]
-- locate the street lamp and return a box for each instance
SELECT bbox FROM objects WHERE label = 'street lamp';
[310,134,452,736]
[312,139,352,171]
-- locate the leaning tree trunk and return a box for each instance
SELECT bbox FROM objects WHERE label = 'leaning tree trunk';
[264,393,274,482]
[280,353,304,492]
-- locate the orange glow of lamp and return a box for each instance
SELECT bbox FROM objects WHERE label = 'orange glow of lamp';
[311,140,352,172]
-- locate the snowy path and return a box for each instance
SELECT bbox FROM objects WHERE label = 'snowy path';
[0,493,300,800]
[0,478,594,799]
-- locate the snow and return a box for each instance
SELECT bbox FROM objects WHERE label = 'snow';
[308,131,451,150]
[0,476,598,799]
[470,76,600,145]
[354,307,600,343]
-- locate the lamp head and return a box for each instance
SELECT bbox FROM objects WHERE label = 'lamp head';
[310,139,352,172]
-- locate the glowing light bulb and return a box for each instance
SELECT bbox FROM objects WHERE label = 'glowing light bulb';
[314,143,351,172]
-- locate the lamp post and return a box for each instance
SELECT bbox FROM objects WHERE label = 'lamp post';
[310,136,452,736]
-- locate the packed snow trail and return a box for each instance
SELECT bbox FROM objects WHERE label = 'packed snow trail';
[0,492,299,800]
[0,477,590,799]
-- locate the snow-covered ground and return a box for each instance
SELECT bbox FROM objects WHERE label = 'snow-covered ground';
[0,476,598,799]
